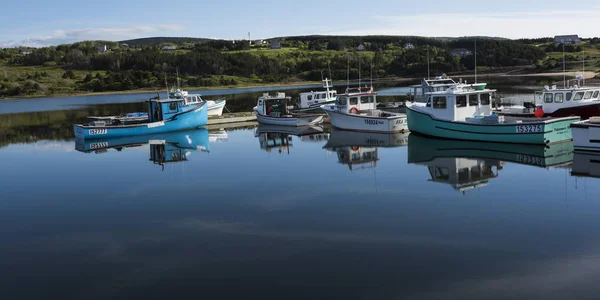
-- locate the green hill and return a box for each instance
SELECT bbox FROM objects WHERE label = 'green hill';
[119,37,213,46]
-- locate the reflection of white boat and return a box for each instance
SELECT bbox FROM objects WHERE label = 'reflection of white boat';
[254,124,324,137]
[253,92,323,126]
[208,130,228,143]
[324,128,409,149]
[571,151,600,178]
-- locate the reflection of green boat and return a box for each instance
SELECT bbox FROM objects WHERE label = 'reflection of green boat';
[408,133,574,168]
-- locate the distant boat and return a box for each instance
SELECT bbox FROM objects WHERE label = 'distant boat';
[169,88,227,116]
[253,92,323,126]
[322,85,408,133]
[406,81,580,145]
[571,117,600,152]
[292,78,337,113]
[74,93,208,139]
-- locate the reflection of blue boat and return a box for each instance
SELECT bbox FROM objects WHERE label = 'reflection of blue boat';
[74,94,208,139]
[75,129,210,168]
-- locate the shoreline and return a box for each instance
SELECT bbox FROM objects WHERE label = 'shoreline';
[1,71,597,101]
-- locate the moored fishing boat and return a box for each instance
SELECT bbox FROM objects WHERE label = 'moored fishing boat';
[74,93,208,139]
[321,85,408,133]
[570,117,600,152]
[406,81,580,145]
[169,88,227,116]
[253,92,323,126]
[292,78,337,114]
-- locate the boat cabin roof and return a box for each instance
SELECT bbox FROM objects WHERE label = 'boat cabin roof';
[426,84,496,95]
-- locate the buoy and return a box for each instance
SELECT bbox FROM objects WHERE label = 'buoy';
[351,146,360,151]
[349,107,359,114]
[534,108,544,118]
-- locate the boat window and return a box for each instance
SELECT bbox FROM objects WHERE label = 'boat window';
[594,91,600,99]
[315,94,320,99]
[566,92,572,101]
[338,97,347,105]
[574,92,584,100]
[433,96,446,109]
[321,93,326,99]
[555,93,563,103]
[456,95,467,107]
[169,102,177,111]
[458,168,470,184]
[481,93,491,105]
[468,94,479,106]
[360,96,374,103]
[258,100,263,105]
[544,93,553,103]
[584,91,593,99]
[307,95,312,101]
[349,97,358,105]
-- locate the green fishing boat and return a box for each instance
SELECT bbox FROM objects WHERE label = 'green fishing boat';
[406,82,580,145]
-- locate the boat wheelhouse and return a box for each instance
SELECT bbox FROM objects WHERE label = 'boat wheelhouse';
[321,85,408,133]
[294,78,337,113]
[253,92,323,126]
[406,82,580,145]
[74,94,208,139]
[497,81,600,119]
[169,88,227,116]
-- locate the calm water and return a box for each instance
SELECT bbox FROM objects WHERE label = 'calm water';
[3,78,600,300]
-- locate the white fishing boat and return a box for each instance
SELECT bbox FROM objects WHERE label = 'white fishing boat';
[293,78,337,113]
[253,92,323,126]
[170,88,227,116]
[321,85,408,133]
[570,117,600,152]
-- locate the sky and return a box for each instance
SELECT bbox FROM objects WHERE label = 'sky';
[1,0,600,47]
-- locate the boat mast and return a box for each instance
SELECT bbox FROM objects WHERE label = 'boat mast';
[474,39,477,84]
[346,55,350,92]
[563,43,566,88]
[176,67,180,90]
[427,45,430,80]
[358,55,361,91]
[164,74,169,99]
[583,47,585,86]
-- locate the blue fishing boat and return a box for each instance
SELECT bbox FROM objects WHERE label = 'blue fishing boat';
[74,94,208,139]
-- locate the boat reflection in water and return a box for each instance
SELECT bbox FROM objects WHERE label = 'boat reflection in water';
[208,130,229,143]
[407,133,574,193]
[75,128,210,170]
[254,124,325,154]
[323,128,410,171]
[571,151,600,178]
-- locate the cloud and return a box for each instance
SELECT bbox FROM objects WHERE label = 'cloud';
[0,24,186,47]
[326,10,600,39]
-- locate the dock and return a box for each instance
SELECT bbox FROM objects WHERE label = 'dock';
[207,112,330,128]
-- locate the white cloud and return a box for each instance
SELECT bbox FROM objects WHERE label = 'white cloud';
[326,10,600,39]
[0,24,185,48]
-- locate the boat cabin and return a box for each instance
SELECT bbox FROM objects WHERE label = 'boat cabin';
[409,75,459,103]
[334,86,377,113]
[419,84,497,122]
[147,94,203,122]
[298,78,337,108]
[426,157,501,193]
[255,92,291,116]
[335,146,378,171]
[536,84,600,114]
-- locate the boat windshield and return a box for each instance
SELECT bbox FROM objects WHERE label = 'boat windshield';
[337,96,348,105]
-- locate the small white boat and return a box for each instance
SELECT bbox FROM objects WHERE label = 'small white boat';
[571,117,600,152]
[170,88,227,117]
[253,92,323,126]
[321,86,408,133]
[293,78,337,113]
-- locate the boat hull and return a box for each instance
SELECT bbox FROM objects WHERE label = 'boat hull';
[207,100,226,116]
[74,103,208,139]
[406,106,579,145]
[255,112,323,126]
[571,120,600,151]
[323,107,408,133]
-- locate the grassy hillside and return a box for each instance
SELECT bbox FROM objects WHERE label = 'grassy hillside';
[119,37,213,46]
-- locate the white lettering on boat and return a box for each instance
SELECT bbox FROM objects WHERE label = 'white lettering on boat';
[364,119,384,125]
[516,124,542,133]
[395,119,405,124]
[89,129,107,135]
[90,142,108,149]
[517,154,543,166]
[147,121,165,128]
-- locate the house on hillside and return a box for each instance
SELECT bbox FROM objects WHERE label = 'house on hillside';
[270,40,281,49]
[98,45,108,52]
[450,48,472,58]
[19,49,32,55]
[357,44,366,51]
[404,42,415,49]
[554,35,580,45]
[162,45,177,51]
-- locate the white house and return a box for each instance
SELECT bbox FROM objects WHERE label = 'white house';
[450,48,472,58]
[357,44,366,51]
[162,45,177,51]
[98,45,108,52]
[404,42,415,49]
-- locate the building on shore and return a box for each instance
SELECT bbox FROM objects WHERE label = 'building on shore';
[554,35,580,45]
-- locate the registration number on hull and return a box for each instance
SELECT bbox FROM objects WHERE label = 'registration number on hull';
[89,128,107,135]
[516,124,542,133]
[90,142,109,149]
[364,119,384,125]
